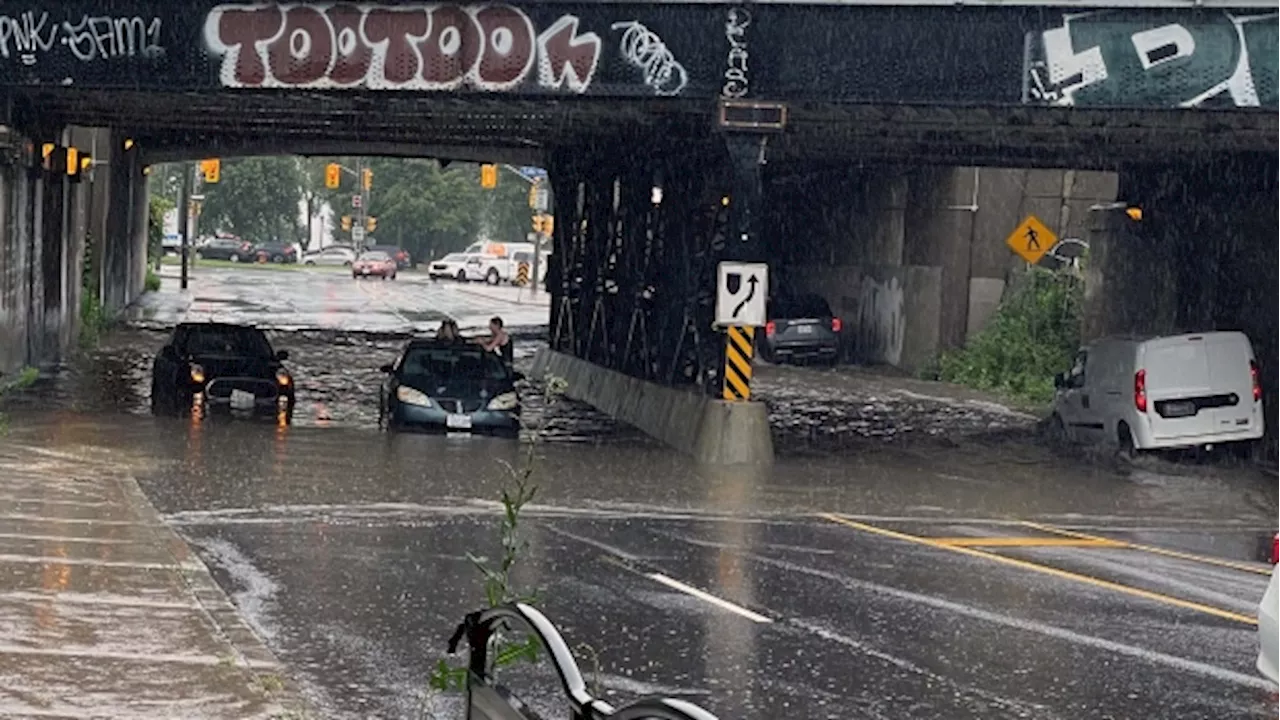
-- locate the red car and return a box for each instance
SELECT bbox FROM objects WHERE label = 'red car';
[352,251,398,280]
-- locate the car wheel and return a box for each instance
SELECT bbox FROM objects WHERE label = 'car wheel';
[343,261,351,267]
[1045,413,1068,446]
[486,269,500,285]
[272,255,284,264]
[195,251,205,260]
[456,270,467,282]
[353,273,359,280]
[1117,421,1139,459]
[305,260,315,266]
[229,253,239,263]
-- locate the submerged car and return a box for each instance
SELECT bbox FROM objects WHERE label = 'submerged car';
[150,322,295,420]
[379,339,522,436]
[353,251,398,280]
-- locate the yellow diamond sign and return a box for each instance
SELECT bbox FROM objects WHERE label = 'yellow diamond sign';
[1006,214,1057,265]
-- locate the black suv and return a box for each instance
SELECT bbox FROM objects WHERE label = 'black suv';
[254,242,298,264]
[197,238,255,262]
[151,323,295,420]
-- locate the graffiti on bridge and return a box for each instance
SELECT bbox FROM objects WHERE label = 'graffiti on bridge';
[610,21,687,96]
[721,7,750,99]
[0,11,163,65]
[1026,10,1278,108]
[205,3,603,92]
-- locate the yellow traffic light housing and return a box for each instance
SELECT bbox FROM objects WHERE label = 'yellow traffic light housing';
[528,181,539,208]
[1125,206,1143,221]
[362,168,373,191]
[366,216,377,232]
[341,215,352,232]
[325,163,341,189]
[480,163,497,189]
[542,215,554,236]
[201,158,220,183]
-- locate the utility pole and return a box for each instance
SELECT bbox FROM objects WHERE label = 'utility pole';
[178,162,193,290]
[355,157,367,248]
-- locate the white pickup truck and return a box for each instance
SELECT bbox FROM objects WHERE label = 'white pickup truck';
[473,248,547,286]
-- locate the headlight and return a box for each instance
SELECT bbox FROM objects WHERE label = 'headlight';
[276,370,292,387]
[486,391,519,411]
[189,364,205,384]
[396,386,433,407]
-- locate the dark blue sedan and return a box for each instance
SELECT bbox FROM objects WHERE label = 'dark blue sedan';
[378,340,522,436]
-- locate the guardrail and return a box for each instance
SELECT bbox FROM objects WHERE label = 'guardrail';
[447,603,721,720]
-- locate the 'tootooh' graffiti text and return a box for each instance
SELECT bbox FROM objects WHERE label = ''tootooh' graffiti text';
[205,3,602,92]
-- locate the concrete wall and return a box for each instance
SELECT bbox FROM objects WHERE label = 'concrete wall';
[770,163,1117,372]
[531,348,774,465]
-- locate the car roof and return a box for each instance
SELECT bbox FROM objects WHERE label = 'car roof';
[176,322,263,332]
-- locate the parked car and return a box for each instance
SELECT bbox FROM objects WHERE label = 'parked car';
[759,293,841,364]
[353,250,398,280]
[196,237,256,262]
[254,242,298,264]
[1048,331,1265,456]
[161,234,183,255]
[150,322,294,420]
[368,244,411,269]
[303,246,356,267]
[378,339,523,436]
[428,253,479,281]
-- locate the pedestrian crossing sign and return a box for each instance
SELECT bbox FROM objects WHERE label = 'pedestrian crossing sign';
[1006,215,1056,265]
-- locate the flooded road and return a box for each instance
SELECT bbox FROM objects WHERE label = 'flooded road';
[2,268,1275,719]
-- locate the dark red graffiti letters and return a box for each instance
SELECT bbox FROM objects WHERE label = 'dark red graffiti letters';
[211,7,282,86]
[325,5,372,86]
[474,6,535,90]
[266,6,331,85]
[418,5,480,89]
[536,16,601,93]
[205,4,601,93]
[364,9,427,85]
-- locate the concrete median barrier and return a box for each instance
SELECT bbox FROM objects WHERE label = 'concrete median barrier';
[531,349,774,465]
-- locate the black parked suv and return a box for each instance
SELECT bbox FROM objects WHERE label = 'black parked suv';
[150,323,295,420]
[253,242,298,263]
[197,238,255,262]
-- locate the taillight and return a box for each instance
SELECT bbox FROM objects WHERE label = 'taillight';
[1271,532,1278,565]
[1134,369,1147,412]
[1250,360,1261,402]
[831,317,842,333]
[765,321,776,337]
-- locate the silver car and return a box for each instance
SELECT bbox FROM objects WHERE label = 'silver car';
[303,246,356,267]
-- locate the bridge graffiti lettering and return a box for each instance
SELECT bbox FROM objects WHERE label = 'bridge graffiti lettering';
[1026,10,1278,108]
[721,7,750,99]
[205,3,602,92]
[0,11,163,65]
[610,21,686,96]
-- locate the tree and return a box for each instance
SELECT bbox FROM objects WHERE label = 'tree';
[198,156,305,243]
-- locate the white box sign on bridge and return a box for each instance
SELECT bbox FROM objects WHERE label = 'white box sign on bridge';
[715,262,768,328]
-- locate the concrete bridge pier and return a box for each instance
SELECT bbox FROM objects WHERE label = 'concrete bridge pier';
[0,126,147,376]
[536,132,773,464]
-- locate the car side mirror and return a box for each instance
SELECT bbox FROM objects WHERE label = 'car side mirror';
[379,364,394,374]
[1053,372,1065,389]
[512,371,526,382]
[276,350,289,361]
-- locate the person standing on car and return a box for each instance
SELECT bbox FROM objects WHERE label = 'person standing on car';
[476,316,512,366]
[437,319,461,342]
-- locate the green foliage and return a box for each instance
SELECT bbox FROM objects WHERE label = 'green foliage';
[936,269,1081,405]
[148,194,174,265]
[198,157,306,243]
[144,268,162,293]
[0,366,38,433]
[79,292,112,349]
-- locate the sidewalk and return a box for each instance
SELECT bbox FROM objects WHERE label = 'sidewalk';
[0,427,306,719]
[452,281,551,308]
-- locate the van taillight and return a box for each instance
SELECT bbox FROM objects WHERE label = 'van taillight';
[765,321,776,338]
[1250,360,1262,402]
[1134,369,1147,412]
[831,317,842,333]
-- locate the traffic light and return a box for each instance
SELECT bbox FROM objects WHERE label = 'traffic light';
[531,215,542,233]
[528,181,539,209]
[544,215,554,236]
[362,168,373,191]
[480,163,497,189]
[325,163,341,189]
[201,158,220,184]
[365,216,377,232]
[341,215,352,232]
[65,147,78,176]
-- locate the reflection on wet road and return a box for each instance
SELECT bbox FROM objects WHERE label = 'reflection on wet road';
[3,269,1276,719]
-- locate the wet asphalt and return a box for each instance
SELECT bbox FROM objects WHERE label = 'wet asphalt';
[3,267,1277,720]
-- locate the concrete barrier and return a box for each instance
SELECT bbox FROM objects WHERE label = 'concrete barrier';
[531,349,774,465]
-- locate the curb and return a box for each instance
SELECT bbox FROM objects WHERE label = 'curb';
[453,283,551,308]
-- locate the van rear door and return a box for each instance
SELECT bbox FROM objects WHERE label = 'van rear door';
[1143,335,1213,441]
[1204,333,1257,433]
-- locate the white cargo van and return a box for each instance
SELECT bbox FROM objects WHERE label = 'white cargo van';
[1049,331,1264,454]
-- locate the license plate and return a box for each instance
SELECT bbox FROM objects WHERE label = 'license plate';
[446,414,473,429]
[1163,401,1196,418]
[230,389,255,410]
[797,325,813,335]
[362,269,370,274]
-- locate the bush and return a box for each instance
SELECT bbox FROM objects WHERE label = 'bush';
[79,292,112,349]
[145,268,161,292]
[936,269,1081,406]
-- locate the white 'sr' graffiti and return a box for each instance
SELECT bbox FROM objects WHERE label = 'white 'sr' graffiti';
[722,7,750,99]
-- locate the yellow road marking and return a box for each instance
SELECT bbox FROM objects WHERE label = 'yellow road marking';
[1021,521,1273,576]
[819,513,1258,626]
[932,537,1125,548]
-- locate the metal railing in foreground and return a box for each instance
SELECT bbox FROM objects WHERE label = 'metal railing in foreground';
[447,603,722,720]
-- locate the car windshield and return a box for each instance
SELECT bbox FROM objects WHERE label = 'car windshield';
[772,294,832,318]
[399,346,509,382]
[179,326,274,358]
[441,254,465,262]
[359,252,389,261]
